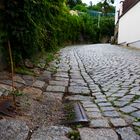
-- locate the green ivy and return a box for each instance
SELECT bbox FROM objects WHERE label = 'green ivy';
[0,0,114,66]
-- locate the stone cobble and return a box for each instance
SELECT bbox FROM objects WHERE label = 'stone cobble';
[59,45,140,139]
[1,44,140,139]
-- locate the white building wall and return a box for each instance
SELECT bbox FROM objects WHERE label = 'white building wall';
[118,2,140,45]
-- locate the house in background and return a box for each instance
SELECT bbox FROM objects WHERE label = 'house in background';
[116,0,140,48]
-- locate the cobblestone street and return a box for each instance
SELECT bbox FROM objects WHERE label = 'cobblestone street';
[50,44,140,139]
[0,44,140,140]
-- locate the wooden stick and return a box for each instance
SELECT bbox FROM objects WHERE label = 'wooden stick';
[8,40,16,107]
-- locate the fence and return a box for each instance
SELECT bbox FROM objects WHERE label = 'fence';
[88,10,115,17]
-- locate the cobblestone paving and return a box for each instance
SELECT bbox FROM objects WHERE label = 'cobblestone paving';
[51,44,140,140]
[1,44,140,139]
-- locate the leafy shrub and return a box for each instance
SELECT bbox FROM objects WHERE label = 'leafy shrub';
[100,17,115,39]
[0,0,115,66]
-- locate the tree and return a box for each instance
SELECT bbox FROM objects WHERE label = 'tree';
[89,1,93,7]
[66,0,82,9]
[99,17,115,41]
[102,0,114,4]
[89,2,103,11]
[73,4,88,12]
[101,0,114,14]
[88,1,115,14]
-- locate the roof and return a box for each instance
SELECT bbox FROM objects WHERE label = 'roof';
[122,0,139,15]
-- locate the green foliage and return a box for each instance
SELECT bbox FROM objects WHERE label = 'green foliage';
[64,103,76,121]
[100,17,115,37]
[15,67,35,75]
[67,130,80,140]
[81,14,98,43]
[0,0,115,66]
[104,0,114,4]
[1,0,66,65]
[73,4,88,12]
[12,89,23,97]
[66,0,82,9]
[101,0,115,14]
[88,2,115,13]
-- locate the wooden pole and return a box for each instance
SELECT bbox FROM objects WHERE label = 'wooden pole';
[8,40,16,108]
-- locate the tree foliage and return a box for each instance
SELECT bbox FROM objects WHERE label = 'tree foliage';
[66,0,82,8]
[100,17,115,38]
[88,2,115,13]
[1,0,66,63]
[104,0,114,4]
[101,0,115,14]
[73,4,88,12]
[0,0,115,66]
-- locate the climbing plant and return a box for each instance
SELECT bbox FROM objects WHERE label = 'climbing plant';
[100,17,115,39]
[0,0,115,66]
[0,1,56,62]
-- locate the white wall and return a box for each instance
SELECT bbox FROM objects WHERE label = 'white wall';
[118,2,140,45]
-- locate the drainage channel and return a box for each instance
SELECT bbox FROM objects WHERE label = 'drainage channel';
[62,101,89,126]
[73,50,93,97]
[73,102,89,125]
[74,49,105,96]
[62,51,89,126]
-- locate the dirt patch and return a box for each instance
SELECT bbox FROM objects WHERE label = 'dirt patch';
[11,92,65,130]
[0,84,65,131]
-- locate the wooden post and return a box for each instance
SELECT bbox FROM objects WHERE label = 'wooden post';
[8,40,16,108]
